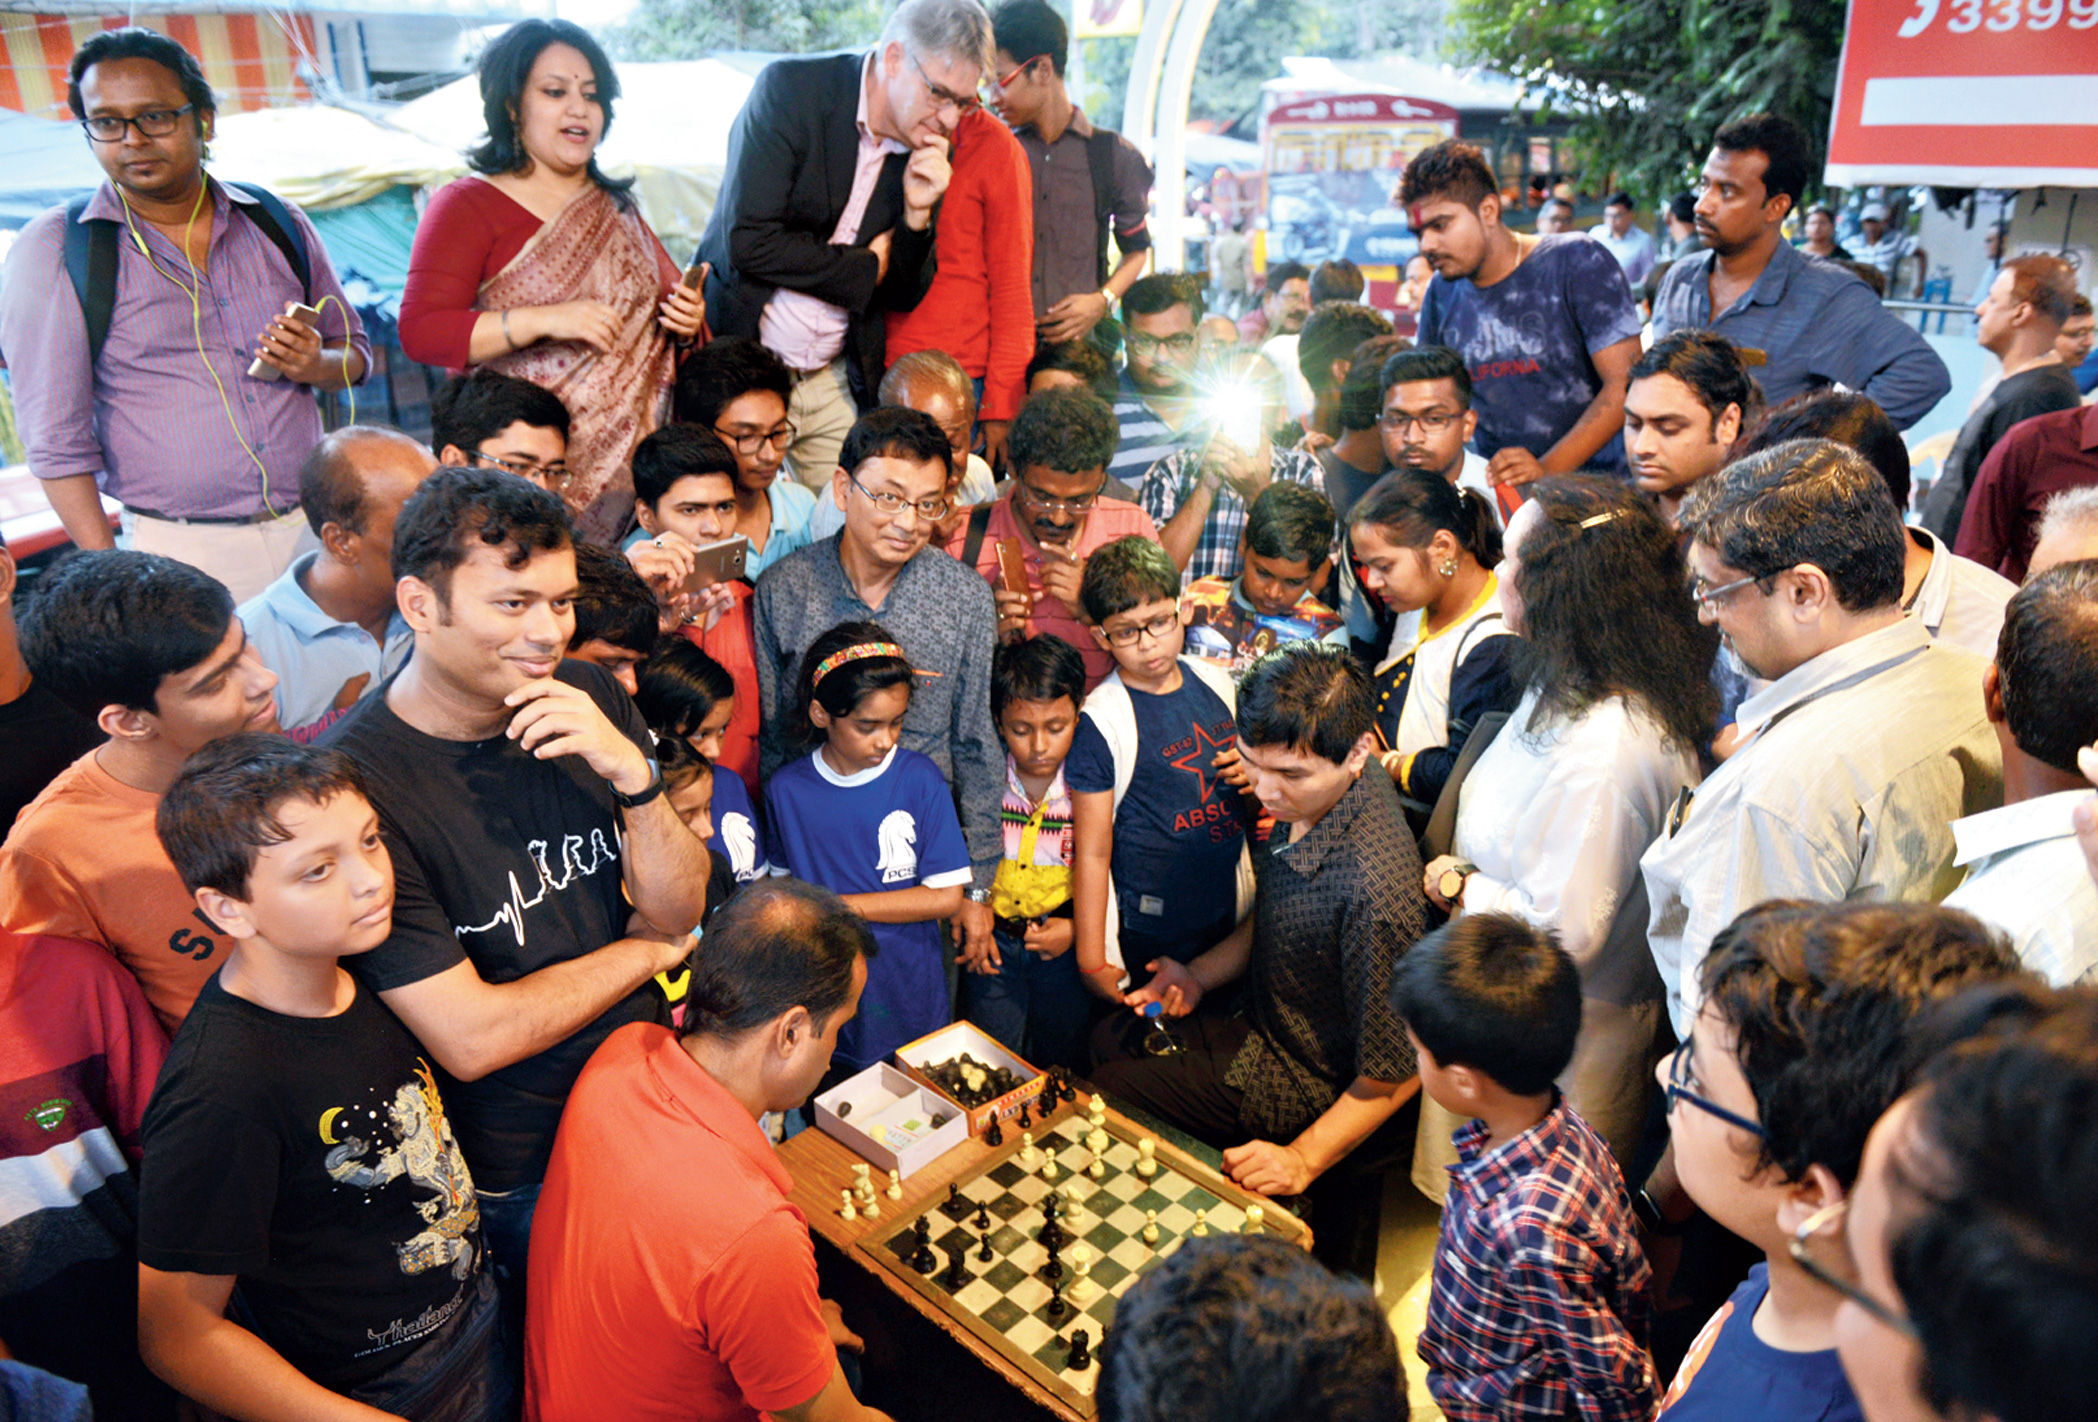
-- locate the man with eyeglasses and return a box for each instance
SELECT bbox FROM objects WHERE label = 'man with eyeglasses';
[0,27,370,603]
[944,387,1157,687]
[1379,346,1499,520]
[988,0,1153,345]
[754,407,1004,953]
[431,367,574,494]
[1640,439,2003,1048]
[1106,274,1213,491]
[1644,901,2020,1422]
[670,337,817,574]
[694,0,987,487]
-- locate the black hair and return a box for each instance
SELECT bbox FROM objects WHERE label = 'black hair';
[793,620,915,747]
[1080,535,1181,625]
[991,635,1087,722]
[1245,482,1336,568]
[838,405,953,484]
[635,638,737,741]
[1027,338,1112,394]
[1379,345,1471,409]
[1711,112,1809,212]
[1887,983,2098,1422]
[1629,330,1755,429]
[1348,467,1501,569]
[683,879,878,1039]
[1336,335,1412,434]
[1307,259,1364,306]
[19,550,232,718]
[1097,1235,1406,1422]
[1699,901,2023,1188]
[299,427,429,538]
[1297,303,1393,395]
[1234,643,1372,763]
[1732,390,1911,509]
[1995,561,2098,776]
[655,733,713,792]
[1122,273,1205,324]
[1667,191,1697,225]
[1262,262,1310,296]
[392,465,573,604]
[1389,914,1581,1096]
[1678,437,1907,613]
[1007,386,1118,478]
[157,734,368,898]
[1397,140,1498,210]
[1604,191,1634,211]
[990,0,1069,77]
[631,424,739,510]
[568,543,658,658]
[467,19,633,202]
[429,368,571,457]
[672,334,793,428]
[68,27,214,121]
[1506,478,1719,751]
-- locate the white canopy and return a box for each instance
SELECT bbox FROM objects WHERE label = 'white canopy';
[208,104,467,210]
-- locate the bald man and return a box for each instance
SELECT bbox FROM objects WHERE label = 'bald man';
[808,350,999,539]
[236,426,436,738]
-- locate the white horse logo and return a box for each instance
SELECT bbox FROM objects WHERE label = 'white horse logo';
[876,810,919,883]
[719,812,759,881]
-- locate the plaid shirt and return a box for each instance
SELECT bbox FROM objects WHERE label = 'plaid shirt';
[1420,1095,1658,1422]
[1137,445,1326,587]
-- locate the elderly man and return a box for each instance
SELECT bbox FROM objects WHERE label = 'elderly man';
[695,0,988,484]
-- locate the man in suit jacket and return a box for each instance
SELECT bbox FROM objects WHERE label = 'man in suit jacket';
[699,0,993,490]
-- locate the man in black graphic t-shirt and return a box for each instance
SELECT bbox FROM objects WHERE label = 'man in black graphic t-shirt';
[320,470,708,1302]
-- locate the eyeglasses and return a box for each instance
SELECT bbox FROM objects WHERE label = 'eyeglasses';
[712,421,796,457]
[1378,409,1461,435]
[910,53,982,118]
[1017,482,1100,516]
[81,104,196,143]
[1790,1200,1921,1338]
[1663,1038,1768,1139]
[991,53,1049,92]
[1127,331,1199,357]
[848,471,952,522]
[1102,607,1181,647]
[471,450,571,488]
[1689,572,1770,611]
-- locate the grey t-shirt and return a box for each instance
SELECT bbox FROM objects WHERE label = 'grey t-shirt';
[1417,234,1642,471]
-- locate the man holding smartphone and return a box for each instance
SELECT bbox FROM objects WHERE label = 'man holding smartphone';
[0,28,369,602]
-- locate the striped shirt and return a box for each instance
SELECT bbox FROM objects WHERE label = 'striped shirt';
[0,178,369,519]
[1107,369,1206,489]
[1420,1096,1658,1422]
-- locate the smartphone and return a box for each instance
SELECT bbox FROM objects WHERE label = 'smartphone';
[680,535,750,595]
[995,537,1029,596]
[681,260,707,290]
[247,301,325,381]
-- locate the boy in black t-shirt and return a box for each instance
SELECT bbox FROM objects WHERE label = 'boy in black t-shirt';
[139,735,513,1422]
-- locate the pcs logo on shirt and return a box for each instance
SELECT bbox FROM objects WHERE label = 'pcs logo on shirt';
[877,810,920,883]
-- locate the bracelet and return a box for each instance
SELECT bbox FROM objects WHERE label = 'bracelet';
[500,308,518,351]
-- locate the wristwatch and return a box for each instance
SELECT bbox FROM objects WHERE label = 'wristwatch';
[968,887,993,905]
[610,757,665,809]
[1437,860,1479,904]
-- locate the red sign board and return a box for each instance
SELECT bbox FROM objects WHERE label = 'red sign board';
[1266,94,1461,127]
[1825,0,2098,187]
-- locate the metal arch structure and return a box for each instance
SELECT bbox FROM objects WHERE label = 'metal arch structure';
[1120,0,1225,275]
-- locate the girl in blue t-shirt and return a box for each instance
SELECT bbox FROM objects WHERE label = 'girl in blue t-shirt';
[763,621,973,1072]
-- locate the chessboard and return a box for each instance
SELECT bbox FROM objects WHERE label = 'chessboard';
[855,1096,1310,1415]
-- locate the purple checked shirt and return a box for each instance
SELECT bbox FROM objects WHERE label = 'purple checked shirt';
[0,178,369,519]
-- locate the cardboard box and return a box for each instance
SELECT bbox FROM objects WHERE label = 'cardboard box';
[895,1022,1046,1137]
[813,1063,970,1178]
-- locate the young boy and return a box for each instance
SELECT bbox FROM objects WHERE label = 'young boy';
[1653,902,2022,1421]
[1392,914,1658,1422]
[565,543,661,695]
[1183,482,1346,678]
[959,635,1091,1069]
[1067,536,1252,1007]
[139,735,508,1422]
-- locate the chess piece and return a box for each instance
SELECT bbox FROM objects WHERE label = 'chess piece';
[1141,1208,1160,1245]
[974,1202,992,1232]
[1068,1243,1095,1303]
[1040,1153,1059,1182]
[1018,1131,1039,1167]
[1066,1328,1091,1370]
[1046,1278,1068,1320]
[909,1216,937,1274]
[861,1195,880,1219]
[1059,1181,1084,1228]
[1087,1126,1110,1157]
[984,1114,1004,1147]
[1087,1154,1106,1180]
[1088,1093,1106,1122]
[1136,1137,1158,1178]
[1017,1099,1032,1130]
[852,1163,873,1194]
[886,1168,903,1200]
[1243,1204,1265,1234]
[839,1190,858,1222]
[941,1242,971,1290]
[943,1182,965,1219]
[1192,1208,1209,1237]
[976,1222,995,1262]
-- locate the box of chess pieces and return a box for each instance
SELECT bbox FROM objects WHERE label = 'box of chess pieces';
[895,1022,1048,1138]
[813,1062,972,1177]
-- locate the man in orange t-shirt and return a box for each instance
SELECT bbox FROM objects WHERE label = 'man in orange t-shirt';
[526,879,892,1422]
[0,551,280,1034]
[947,387,1159,689]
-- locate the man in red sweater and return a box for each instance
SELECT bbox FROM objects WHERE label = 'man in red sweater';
[886,106,1035,474]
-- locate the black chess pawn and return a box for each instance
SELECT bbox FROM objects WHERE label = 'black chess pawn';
[1017,1099,1032,1131]
[973,1202,992,1232]
[909,1216,937,1275]
[941,1182,965,1219]
[976,1223,995,1262]
[984,1115,1004,1148]
[1066,1328,1091,1370]
[941,1244,971,1291]
[1041,1251,1064,1282]
[1046,1278,1068,1320]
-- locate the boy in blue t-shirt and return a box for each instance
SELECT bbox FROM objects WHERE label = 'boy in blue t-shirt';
[1067,536,1251,1010]
[1652,903,2022,1422]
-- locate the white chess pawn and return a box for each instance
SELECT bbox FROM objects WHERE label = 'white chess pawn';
[1088,1154,1107,1180]
[1243,1204,1265,1234]
[1135,1137,1158,1179]
[861,1194,880,1219]
[1141,1208,1161,1245]
[1041,1153,1060,1182]
[886,1169,903,1200]
[1019,1131,1039,1167]
[1192,1208,1209,1237]
[839,1189,858,1222]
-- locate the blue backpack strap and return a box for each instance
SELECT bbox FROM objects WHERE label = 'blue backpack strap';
[225,180,311,301]
[61,193,121,370]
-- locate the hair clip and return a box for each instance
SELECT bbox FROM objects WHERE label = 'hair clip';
[1577,510,1624,530]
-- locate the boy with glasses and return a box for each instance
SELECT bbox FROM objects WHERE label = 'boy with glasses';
[945,387,1158,687]
[1653,902,2021,1422]
[431,368,573,495]
[670,337,817,574]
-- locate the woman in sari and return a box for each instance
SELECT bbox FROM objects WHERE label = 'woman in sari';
[401,19,705,541]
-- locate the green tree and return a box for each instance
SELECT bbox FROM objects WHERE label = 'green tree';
[611,0,883,61]
[1448,0,1848,203]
